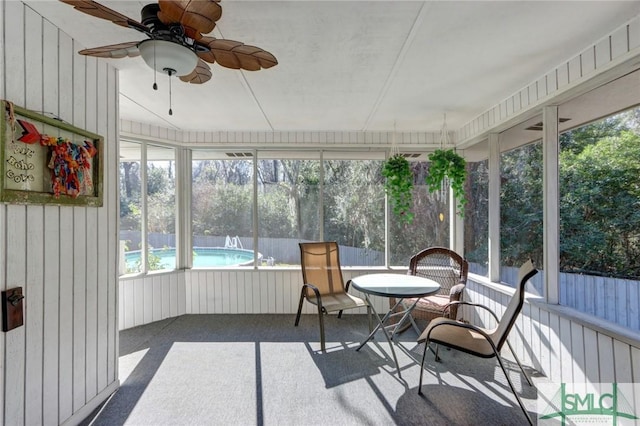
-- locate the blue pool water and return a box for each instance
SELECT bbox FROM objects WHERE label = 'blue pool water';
[125,247,258,270]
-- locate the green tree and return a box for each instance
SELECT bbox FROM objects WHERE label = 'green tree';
[500,143,543,267]
[560,130,640,277]
[323,160,385,251]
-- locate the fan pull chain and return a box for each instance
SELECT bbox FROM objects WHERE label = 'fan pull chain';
[168,70,173,116]
[153,42,158,90]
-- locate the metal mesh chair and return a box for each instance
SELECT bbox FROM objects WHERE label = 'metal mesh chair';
[418,259,538,425]
[295,242,371,351]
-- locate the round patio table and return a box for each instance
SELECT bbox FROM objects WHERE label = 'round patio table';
[349,273,440,379]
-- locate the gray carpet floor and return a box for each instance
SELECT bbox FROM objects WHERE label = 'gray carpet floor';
[83,314,544,425]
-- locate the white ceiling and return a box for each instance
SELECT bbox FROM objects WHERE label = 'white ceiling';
[25,1,640,133]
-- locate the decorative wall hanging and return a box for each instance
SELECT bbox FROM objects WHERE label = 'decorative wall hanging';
[1,100,103,206]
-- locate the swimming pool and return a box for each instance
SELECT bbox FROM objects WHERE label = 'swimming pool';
[125,247,260,270]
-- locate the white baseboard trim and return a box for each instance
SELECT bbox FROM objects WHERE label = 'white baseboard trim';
[61,380,120,426]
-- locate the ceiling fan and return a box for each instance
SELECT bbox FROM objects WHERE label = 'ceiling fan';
[60,0,278,115]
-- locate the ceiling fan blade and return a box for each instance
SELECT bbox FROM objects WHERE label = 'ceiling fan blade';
[179,60,212,84]
[197,37,278,71]
[157,0,222,40]
[59,0,149,34]
[78,41,141,59]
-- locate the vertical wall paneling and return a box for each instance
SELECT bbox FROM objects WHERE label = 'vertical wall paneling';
[521,304,533,365]
[3,3,26,424]
[275,271,284,314]
[170,274,178,317]
[42,198,59,426]
[570,321,586,383]
[558,317,573,383]
[583,327,600,383]
[465,280,639,394]
[120,269,379,329]
[72,188,88,410]
[23,6,44,425]
[611,25,629,59]
[153,275,162,321]
[102,61,115,391]
[613,339,632,383]
[221,272,230,313]
[456,15,640,144]
[632,347,640,414]
[128,267,640,383]
[5,206,27,425]
[185,273,193,313]
[630,19,640,50]
[581,47,596,76]
[58,208,74,422]
[191,271,200,313]
[177,271,186,315]
[529,306,542,372]
[236,272,245,313]
[85,47,99,406]
[25,205,44,425]
[71,31,91,409]
[143,277,153,324]
[630,283,639,331]
[0,3,120,423]
[597,334,615,383]
[162,274,171,319]
[243,271,253,313]
[135,275,145,324]
[58,26,76,422]
[0,0,4,418]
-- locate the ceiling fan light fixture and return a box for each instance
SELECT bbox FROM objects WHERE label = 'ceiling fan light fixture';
[138,39,198,77]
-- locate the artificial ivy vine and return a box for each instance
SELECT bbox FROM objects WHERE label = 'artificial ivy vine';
[425,149,467,216]
[382,154,414,224]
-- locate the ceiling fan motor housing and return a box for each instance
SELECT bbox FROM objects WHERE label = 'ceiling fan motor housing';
[138,3,198,77]
[141,4,163,32]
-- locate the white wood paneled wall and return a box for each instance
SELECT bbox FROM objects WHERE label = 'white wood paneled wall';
[464,278,640,401]
[121,270,640,404]
[120,120,446,148]
[119,272,186,330]
[0,3,119,425]
[457,14,640,143]
[119,269,392,329]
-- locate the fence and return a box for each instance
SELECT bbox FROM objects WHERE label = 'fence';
[119,233,639,332]
[470,262,640,333]
[119,232,384,266]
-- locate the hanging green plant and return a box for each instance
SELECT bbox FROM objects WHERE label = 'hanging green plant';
[425,148,467,216]
[382,154,414,224]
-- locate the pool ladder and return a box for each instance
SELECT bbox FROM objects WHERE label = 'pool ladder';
[224,235,243,249]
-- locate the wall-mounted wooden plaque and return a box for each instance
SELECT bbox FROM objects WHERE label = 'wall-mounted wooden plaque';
[0,100,103,206]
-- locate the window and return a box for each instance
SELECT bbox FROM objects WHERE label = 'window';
[119,141,142,275]
[559,107,640,326]
[146,145,176,271]
[323,159,385,266]
[255,157,320,266]
[123,146,459,272]
[192,152,254,268]
[464,159,489,276]
[389,160,449,266]
[119,141,177,274]
[500,142,544,295]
